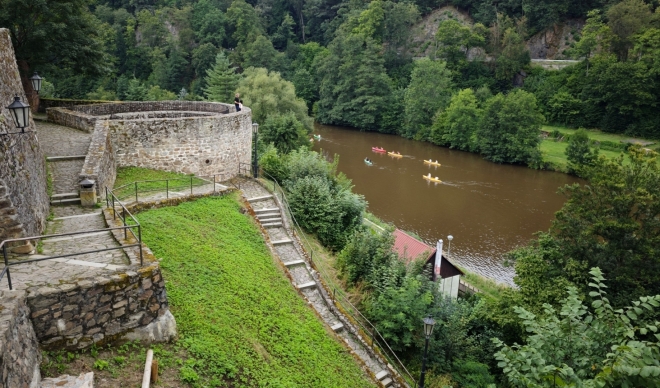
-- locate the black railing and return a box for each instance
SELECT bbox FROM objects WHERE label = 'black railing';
[0,226,142,291]
[105,187,144,266]
[111,174,226,204]
[259,171,416,387]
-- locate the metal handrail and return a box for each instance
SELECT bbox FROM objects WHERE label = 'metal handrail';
[259,171,416,386]
[0,221,142,290]
[112,174,225,204]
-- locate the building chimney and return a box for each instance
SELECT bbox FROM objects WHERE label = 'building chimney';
[434,239,443,282]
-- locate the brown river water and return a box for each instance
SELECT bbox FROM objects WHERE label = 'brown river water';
[312,124,582,285]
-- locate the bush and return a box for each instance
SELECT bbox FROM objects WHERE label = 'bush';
[337,229,397,286]
[260,112,310,154]
[451,360,495,388]
[259,144,289,183]
[284,148,335,188]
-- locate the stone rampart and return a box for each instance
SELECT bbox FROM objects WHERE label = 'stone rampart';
[80,121,116,196]
[27,264,175,350]
[0,291,41,388]
[0,28,49,242]
[48,101,252,186]
[38,98,113,113]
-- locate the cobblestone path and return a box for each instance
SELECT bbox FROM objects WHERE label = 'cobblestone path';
[0,122,128,291]
[239,179,399,388]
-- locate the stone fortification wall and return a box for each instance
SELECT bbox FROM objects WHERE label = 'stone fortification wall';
[38,98,112,113]
[0,291,41,388]
[80,121,116,196]
[0,28,48,242]
[108,108,252,177]
[47,100,251,181]
[27,264,175,350]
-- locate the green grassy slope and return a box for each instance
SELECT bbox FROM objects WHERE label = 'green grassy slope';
[137,195,375,387]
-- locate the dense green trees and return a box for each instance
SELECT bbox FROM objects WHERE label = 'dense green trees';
[495,268,660,387]
[203,52,240,103]
[431,88,480,151]
[260,113,310,154]
[565,128,598,174]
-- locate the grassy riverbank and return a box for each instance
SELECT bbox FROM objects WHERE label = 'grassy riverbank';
[136,194,375,387]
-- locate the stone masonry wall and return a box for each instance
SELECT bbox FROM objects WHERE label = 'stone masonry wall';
[47,107,96,132]
[108,109,252,177]
[80,121,116,196]
[27,264,174,350]
[0,291,41,388]
[0,28,49,242]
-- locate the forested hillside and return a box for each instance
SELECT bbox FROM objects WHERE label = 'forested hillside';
[2,0,659,145]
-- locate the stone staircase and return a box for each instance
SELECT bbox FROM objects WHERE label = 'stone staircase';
[240,180,397,388]
[50,192,81,206]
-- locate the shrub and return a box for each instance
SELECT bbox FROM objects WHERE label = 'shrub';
[259,144,289,183]
[337,229,397,286]
[451,360,495,388]
[260,112,310,154]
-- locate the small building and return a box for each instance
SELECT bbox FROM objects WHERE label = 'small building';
[392,229,464,299]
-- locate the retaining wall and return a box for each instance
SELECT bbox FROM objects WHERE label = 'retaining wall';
[27,264,175,350]
[0,291,41,388]
[0,28,49,242]
[80,121,116,196]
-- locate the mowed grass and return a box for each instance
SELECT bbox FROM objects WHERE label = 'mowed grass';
[137,195,375,388]
[542,125,658,148]
[113,166,207,201]
[540,139,626,170]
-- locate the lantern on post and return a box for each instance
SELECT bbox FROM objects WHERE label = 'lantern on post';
[29,72,42,93]
[418,316,436,388]
[6,96,30,132]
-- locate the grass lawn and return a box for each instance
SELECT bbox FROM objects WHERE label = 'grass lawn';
[136,194,375,387]
[540,139,626,170]
[113,167,208,201]
[542,125,658,148]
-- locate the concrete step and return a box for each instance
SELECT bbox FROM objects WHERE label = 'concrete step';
[257,213,281,220]
[261,218,283,225]
[296,281,317,290]
[50,198,81,206]
[271,239,293,246]
[262,222,283,228]
[375,371,389,381]
[255,207,280,214]
[46,155,87,162]
[380,377,393,387]
[283,259,305,267]
[41,372,93,388]
[247,195,273,202]
[51,192,79,200]
[331,323,344,332]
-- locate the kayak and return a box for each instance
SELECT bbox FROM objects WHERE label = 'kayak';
[424,160,441,166]
[313,134,322,141]
[372,147,386,153]
[364,159,373,166]
[388,152,403,157]
[423,175,442,183]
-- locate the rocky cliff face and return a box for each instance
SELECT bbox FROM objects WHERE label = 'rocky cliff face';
[526,19,584,59]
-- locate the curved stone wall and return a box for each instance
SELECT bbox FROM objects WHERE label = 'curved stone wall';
[48,101,253,191]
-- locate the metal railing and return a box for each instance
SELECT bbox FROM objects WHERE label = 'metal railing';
[112,174,226,204]
[105,187,144,266]
[1,196,143,290]
[259,171,416,387]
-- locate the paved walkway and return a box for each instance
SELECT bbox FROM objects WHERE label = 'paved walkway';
[239,179,398,388]
[0,122,128,292]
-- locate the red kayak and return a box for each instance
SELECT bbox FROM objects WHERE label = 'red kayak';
[372,147,386,153]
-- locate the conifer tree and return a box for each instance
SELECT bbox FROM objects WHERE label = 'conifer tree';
[203,52,240,103]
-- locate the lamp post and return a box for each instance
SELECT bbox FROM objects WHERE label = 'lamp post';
[29,72,42,93]
[418,316,436,388]
[252,122,259,178]
[6,96,31,133]
[447,235,453,256]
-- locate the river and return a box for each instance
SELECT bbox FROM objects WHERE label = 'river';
[312,124,582,285]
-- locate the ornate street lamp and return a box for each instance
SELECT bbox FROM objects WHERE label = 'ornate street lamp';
[6,96,31,133]
[418,316,436,388]
[29,72,42,93]
[252,122,259,178]
[447,235,453,256]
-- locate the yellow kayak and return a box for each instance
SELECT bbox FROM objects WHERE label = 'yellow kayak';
[423,175,442,183]
[424,159,441,166]
[388,152,403,157]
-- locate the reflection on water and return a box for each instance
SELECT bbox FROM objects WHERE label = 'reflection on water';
[313,124,583,285]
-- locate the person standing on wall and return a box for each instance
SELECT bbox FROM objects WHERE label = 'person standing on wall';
[235,93,241,111]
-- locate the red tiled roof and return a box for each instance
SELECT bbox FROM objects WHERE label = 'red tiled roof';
[392,229,436,265]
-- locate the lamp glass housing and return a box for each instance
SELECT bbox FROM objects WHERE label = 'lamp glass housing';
[7,96,30,129]
[29,72,43,93]
[252,122,259,134]
[423,317,436,338]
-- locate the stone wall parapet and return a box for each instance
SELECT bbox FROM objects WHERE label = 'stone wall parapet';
[26,263,175,350]
[80,121,116,196]
[0,290,41,388]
